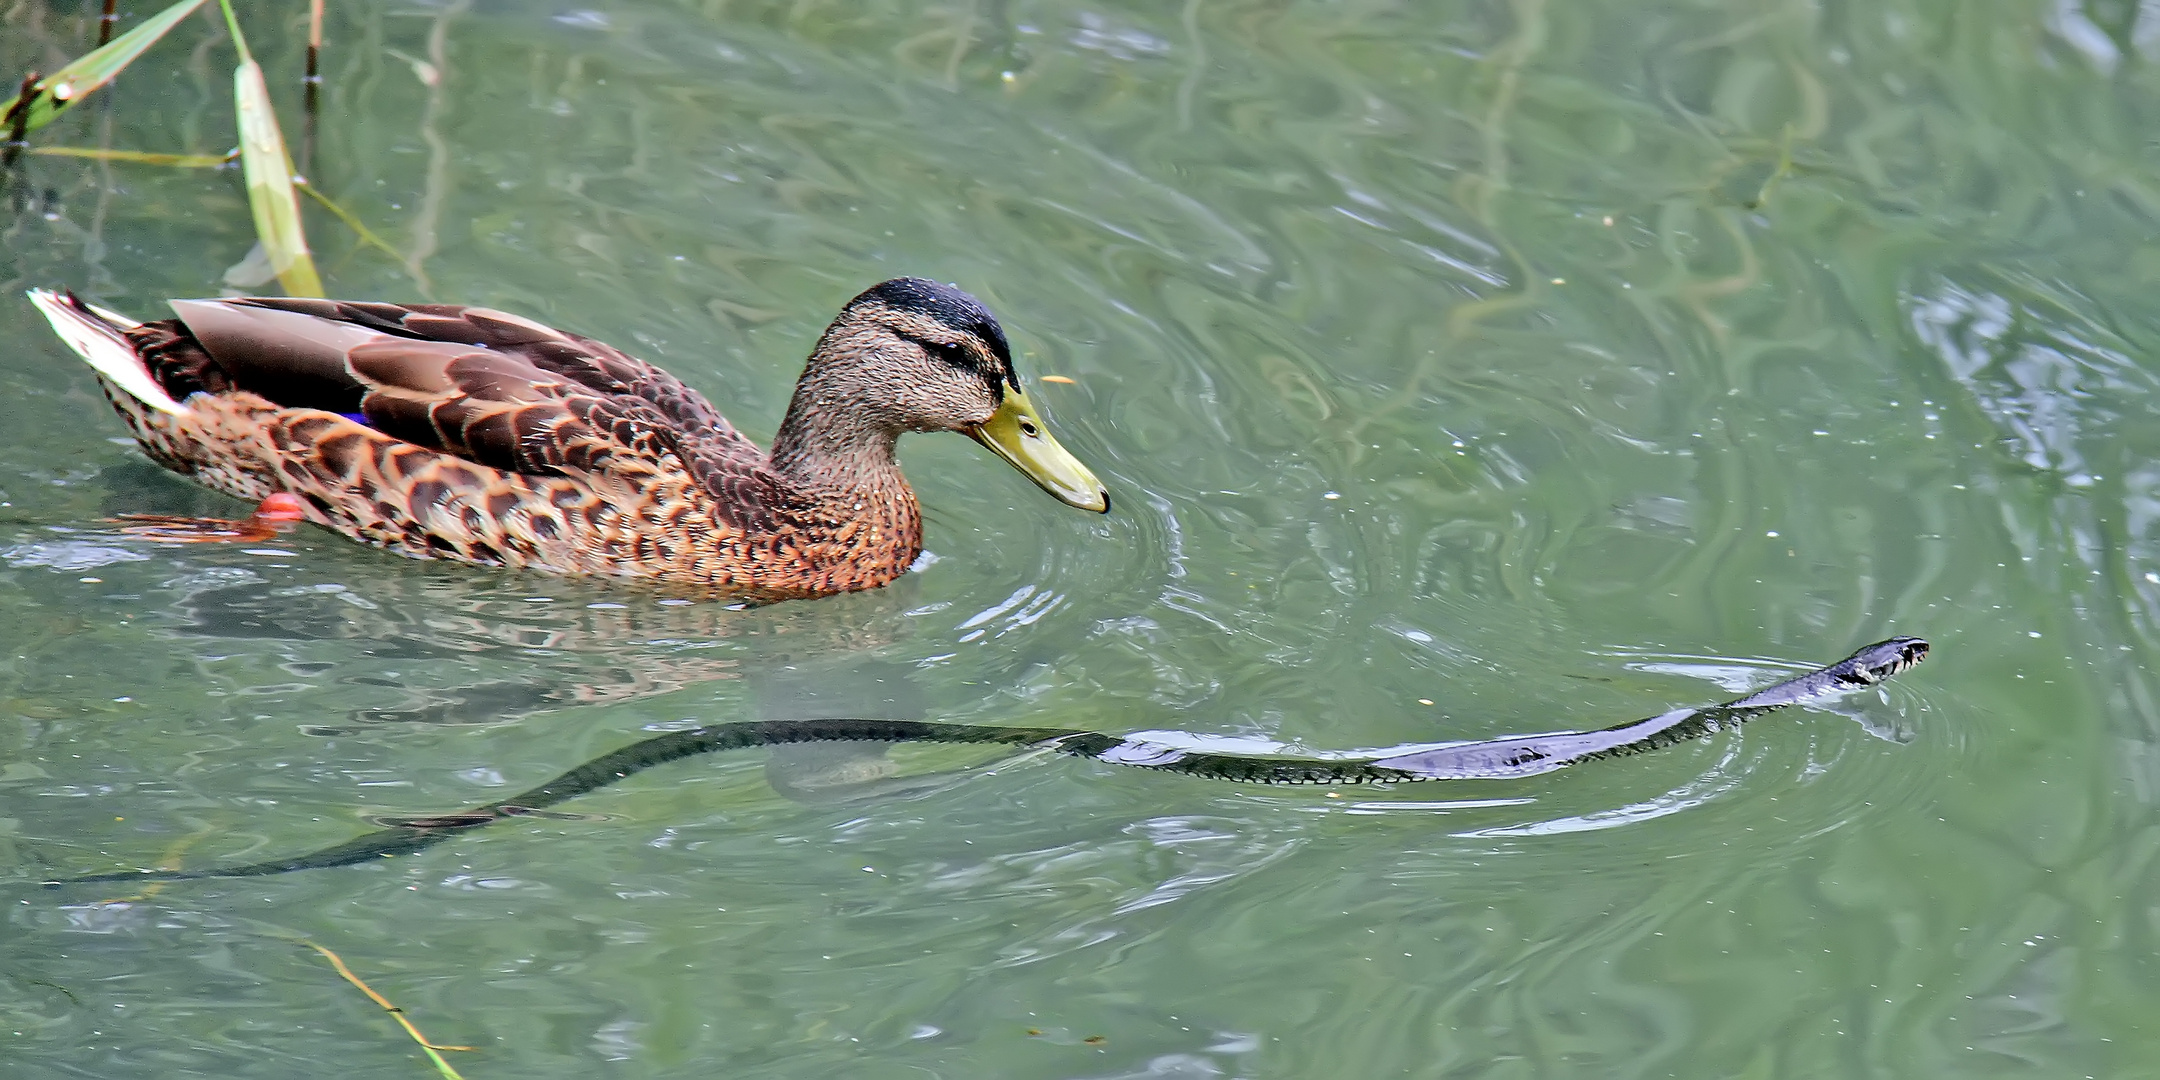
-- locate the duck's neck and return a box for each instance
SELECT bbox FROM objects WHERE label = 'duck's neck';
[768,368,910,503]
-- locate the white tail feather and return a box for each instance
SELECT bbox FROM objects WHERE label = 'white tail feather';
[83,300,142,328]
[26,288,187,416]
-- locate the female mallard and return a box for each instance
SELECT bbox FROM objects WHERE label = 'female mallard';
[26,278,1109,600]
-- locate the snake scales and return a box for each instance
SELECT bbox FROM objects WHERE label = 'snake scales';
[45,636,1926,886]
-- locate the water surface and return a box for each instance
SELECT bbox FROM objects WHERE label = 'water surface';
[3,0,2156,1075]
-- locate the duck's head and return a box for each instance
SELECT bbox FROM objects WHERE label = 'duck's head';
[785,277,1110,513]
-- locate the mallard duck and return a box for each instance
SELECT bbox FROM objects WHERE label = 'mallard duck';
[26,278,1109,600]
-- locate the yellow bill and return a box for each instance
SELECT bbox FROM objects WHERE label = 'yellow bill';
[969,388,1110,513]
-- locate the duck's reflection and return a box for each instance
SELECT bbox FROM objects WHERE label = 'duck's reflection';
[155,543,909,704]
[151,548,944,797]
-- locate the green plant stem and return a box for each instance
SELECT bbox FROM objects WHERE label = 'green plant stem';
[297,181,404,260]
[217,0,252,65]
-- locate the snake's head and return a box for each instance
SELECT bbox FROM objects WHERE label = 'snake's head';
[1852,637,1930,683]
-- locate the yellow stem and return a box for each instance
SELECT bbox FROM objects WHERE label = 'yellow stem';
[299,941,476,1080]
[29,146,234,166]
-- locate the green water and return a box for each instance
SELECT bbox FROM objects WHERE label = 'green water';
[3,0,2157,1074]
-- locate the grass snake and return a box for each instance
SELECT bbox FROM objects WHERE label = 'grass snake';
[44,636,1926,887]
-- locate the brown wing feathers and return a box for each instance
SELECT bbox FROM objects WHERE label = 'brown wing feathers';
[107,296,815,549]
[121,298,770,496]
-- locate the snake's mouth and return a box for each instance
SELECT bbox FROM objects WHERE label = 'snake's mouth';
[1896,639,1930,671]
[1885,637,1929,675]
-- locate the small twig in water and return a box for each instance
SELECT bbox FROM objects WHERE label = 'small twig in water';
[298,941,476,1080]
[99,0,120,45]
[297,179,405,261]
[302,0,323,177]
[1747,122,1798,211]
[3,71,38,168]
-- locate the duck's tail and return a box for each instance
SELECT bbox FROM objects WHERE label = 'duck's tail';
[26,288,188,416]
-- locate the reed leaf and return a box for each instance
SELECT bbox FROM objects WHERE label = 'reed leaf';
[231,58,322,297]
[0,0,210,134]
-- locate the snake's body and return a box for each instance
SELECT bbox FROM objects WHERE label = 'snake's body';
[45,637,1927,886]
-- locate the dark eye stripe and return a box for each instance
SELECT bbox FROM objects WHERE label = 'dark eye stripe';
[921,338,972,369]
[900,332,1012,396]
[902,333,979,373]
